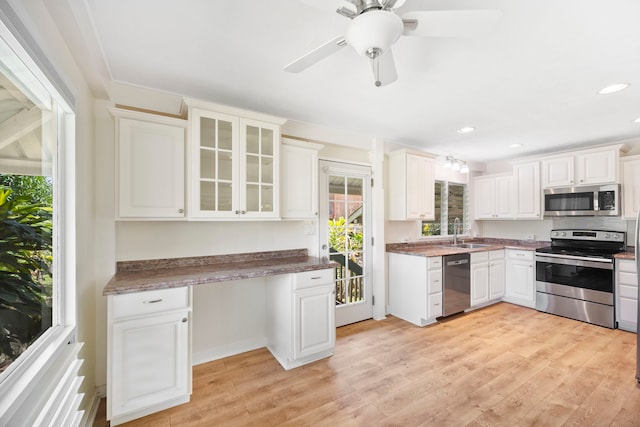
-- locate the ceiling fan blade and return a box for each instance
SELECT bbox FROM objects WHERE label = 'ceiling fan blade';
[401,10,502,37]
[283,36,347,73]
[371,49,398,87]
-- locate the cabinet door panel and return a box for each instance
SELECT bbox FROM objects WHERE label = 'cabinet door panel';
[543,156,574,187]
[119,119,185,218]
[618,297,638,330]
[623,160,640,218]
[111,311,189,418]
[281,145,318,219]
[294,285,335,359]
[577,150,616,185]
[490,259,505,300]
[470,262,489,307]
[505,259,535,308]
[474,178,496,219]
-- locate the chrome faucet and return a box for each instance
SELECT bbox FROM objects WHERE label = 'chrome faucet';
[453,217,460,245]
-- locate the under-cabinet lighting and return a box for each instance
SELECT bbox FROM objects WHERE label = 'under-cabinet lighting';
[457,126,475,134]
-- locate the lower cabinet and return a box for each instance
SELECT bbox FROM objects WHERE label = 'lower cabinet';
[616,259,638,332]
[266,269,336,370]
[388,253,442,326]
[107,287,192,426]
[504,249,535,308]
[470,250,505,308]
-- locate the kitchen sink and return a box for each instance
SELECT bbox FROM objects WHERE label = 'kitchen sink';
[440,243,493,249]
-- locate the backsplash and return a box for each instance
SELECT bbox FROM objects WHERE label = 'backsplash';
[553,216,628,232]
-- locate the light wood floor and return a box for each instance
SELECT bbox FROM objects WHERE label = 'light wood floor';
[95,303,640,426]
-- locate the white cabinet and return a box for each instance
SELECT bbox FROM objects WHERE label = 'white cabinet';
[513,161,541,219]
[388,253,442,326]
[470,252,489,307]
[489,250,506,300]
[616,259,637,332]
[387,150,435,220]
[473,174,514,219]
[280,140,322,219]
[504,249,535,308]
[266,269,336,370]
[542,147,619,187]
[186,101,285,219]
[111,109,187,219]
[107,287,192,426]
[622,156,640,219]
[470,250,504,307]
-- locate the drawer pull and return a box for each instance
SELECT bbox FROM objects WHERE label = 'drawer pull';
[182,317,188,323]
[143,299,163,304]
[311,276,322,280]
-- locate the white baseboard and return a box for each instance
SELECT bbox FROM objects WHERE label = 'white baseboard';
[192,337,268,365]
[80,388,101,427]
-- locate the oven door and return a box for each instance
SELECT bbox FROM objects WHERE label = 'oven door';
[535,254,614,305]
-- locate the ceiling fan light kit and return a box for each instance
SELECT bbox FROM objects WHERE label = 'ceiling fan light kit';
[285,0,501,87]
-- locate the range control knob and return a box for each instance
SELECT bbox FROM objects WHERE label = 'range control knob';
[612,234,619,240]
[604,233,610,239]
[552,231,559,237]
[560,232,567,237]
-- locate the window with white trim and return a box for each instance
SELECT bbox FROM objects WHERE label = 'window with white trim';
[422,181,469,237]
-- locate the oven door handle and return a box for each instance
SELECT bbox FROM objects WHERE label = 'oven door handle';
[535,254,613,270]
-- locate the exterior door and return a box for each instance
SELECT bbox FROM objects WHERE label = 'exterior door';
[319,161,373,327]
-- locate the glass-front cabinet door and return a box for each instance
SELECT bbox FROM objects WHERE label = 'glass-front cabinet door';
[240,119,279,218]
[190,108,239,218]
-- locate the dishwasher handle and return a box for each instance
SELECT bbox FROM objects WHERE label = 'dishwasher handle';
[446,259,469,266]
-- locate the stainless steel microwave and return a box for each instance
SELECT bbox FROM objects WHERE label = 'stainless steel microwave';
[543,184,620,216]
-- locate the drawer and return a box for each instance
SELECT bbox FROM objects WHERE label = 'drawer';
[617,259,637,274]
[428,257,442,270]
[618,284,638,299]
[293,268,334,290]
[490,250,505,260]
[111,287,191,320]
[428,292,442,318]
[428,269,442,294]
[618,271,638,287]
[471,251,489,263]
[508,250,533,261]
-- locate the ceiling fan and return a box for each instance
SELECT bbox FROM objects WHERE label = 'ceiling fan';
[284,0,501,86]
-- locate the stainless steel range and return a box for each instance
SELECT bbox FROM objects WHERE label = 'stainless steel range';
[535,229,626,328]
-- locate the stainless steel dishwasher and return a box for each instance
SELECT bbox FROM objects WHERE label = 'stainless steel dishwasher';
[442,253,471,317]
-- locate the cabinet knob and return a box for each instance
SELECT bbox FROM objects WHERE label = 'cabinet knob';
[182,317,188,323]
[178,208,184,214]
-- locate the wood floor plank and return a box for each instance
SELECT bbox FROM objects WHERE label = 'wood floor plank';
[97,303,640,427]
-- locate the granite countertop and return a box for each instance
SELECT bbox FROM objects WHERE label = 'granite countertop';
[614,248,636,260]
[386,238,550,257]
[104,249,338,296]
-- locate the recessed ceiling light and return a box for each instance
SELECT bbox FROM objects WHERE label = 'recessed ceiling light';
[457,126,475,134]
[510,143,523,148]
[633,117,640,123]
[598,83,630,94]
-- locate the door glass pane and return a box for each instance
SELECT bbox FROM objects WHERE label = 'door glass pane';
[261,186,273,212]
[261,128,273,155]
[218,183,233,211]
[261,157,273,184]
[200,181,216,211]
[200,117,216,148]
[218,151,232,181]
[328,175,365,306]
[246,154,259,182]
[246,184,259,211]
[200,149,215,180]
[218,120,233,150]
[246,125,259,154]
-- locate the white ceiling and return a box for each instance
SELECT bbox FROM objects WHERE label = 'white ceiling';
[74,0,640,161]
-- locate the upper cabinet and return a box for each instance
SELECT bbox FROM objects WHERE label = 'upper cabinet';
[513,161,541,219]
[387,150,435,221]
[473,174,514,220]
[622,155,640,219]
[185,99,286,219]
[280,139,322,219]
[111,108,187,220]
[542,147,620,187]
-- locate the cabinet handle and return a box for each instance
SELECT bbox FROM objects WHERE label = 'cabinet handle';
[311,276,322,280]
[235,210,240,214]
[434,303,440,306]
[241,210,246,214]
[178,208,184,214]
[182,317,188,323]
[143,299,162,304]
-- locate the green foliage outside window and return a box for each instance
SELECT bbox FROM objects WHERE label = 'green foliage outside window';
[0,177,53,372]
